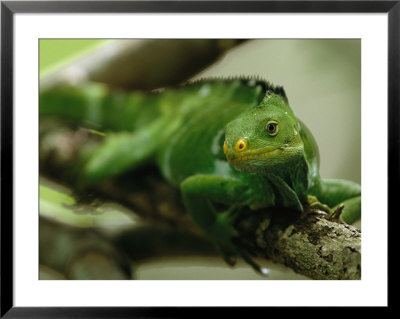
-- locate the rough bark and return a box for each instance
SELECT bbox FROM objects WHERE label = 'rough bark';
[235,208,361,280]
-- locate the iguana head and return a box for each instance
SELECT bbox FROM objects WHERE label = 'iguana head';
[224,92,304,174]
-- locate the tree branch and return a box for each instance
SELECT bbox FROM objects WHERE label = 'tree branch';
[235,208,361,279]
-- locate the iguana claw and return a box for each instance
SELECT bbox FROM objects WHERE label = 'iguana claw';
[328,204,344,221]
[215,237,269,276]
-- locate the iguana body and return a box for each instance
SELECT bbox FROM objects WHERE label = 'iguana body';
[40,78,361,273]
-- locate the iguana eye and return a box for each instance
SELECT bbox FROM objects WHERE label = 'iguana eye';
[266,121,278,136]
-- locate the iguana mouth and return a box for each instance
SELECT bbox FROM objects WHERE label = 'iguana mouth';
[227,147,284,162]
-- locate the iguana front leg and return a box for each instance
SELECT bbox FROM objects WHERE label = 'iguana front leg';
[180,174,269,275]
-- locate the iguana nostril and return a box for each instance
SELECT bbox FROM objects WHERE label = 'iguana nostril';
[235,138,248,153]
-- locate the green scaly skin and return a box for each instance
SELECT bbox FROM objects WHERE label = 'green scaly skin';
[40,78,361,274]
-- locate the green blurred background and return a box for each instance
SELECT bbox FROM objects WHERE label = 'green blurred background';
[39,39,360,280]
[40,39,111,78]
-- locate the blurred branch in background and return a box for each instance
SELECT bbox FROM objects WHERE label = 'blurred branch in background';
[40,217,131,280]
[40,217,217,280]
[40,39,247,91]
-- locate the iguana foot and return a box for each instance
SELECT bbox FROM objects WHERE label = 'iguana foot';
[210,214,269,276]
[302,195,344,221]
[301,195,329,218]
[214,238,269,276]
[214,241,237,266]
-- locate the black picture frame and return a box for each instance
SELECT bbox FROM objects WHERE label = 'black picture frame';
[1,0,396,316]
